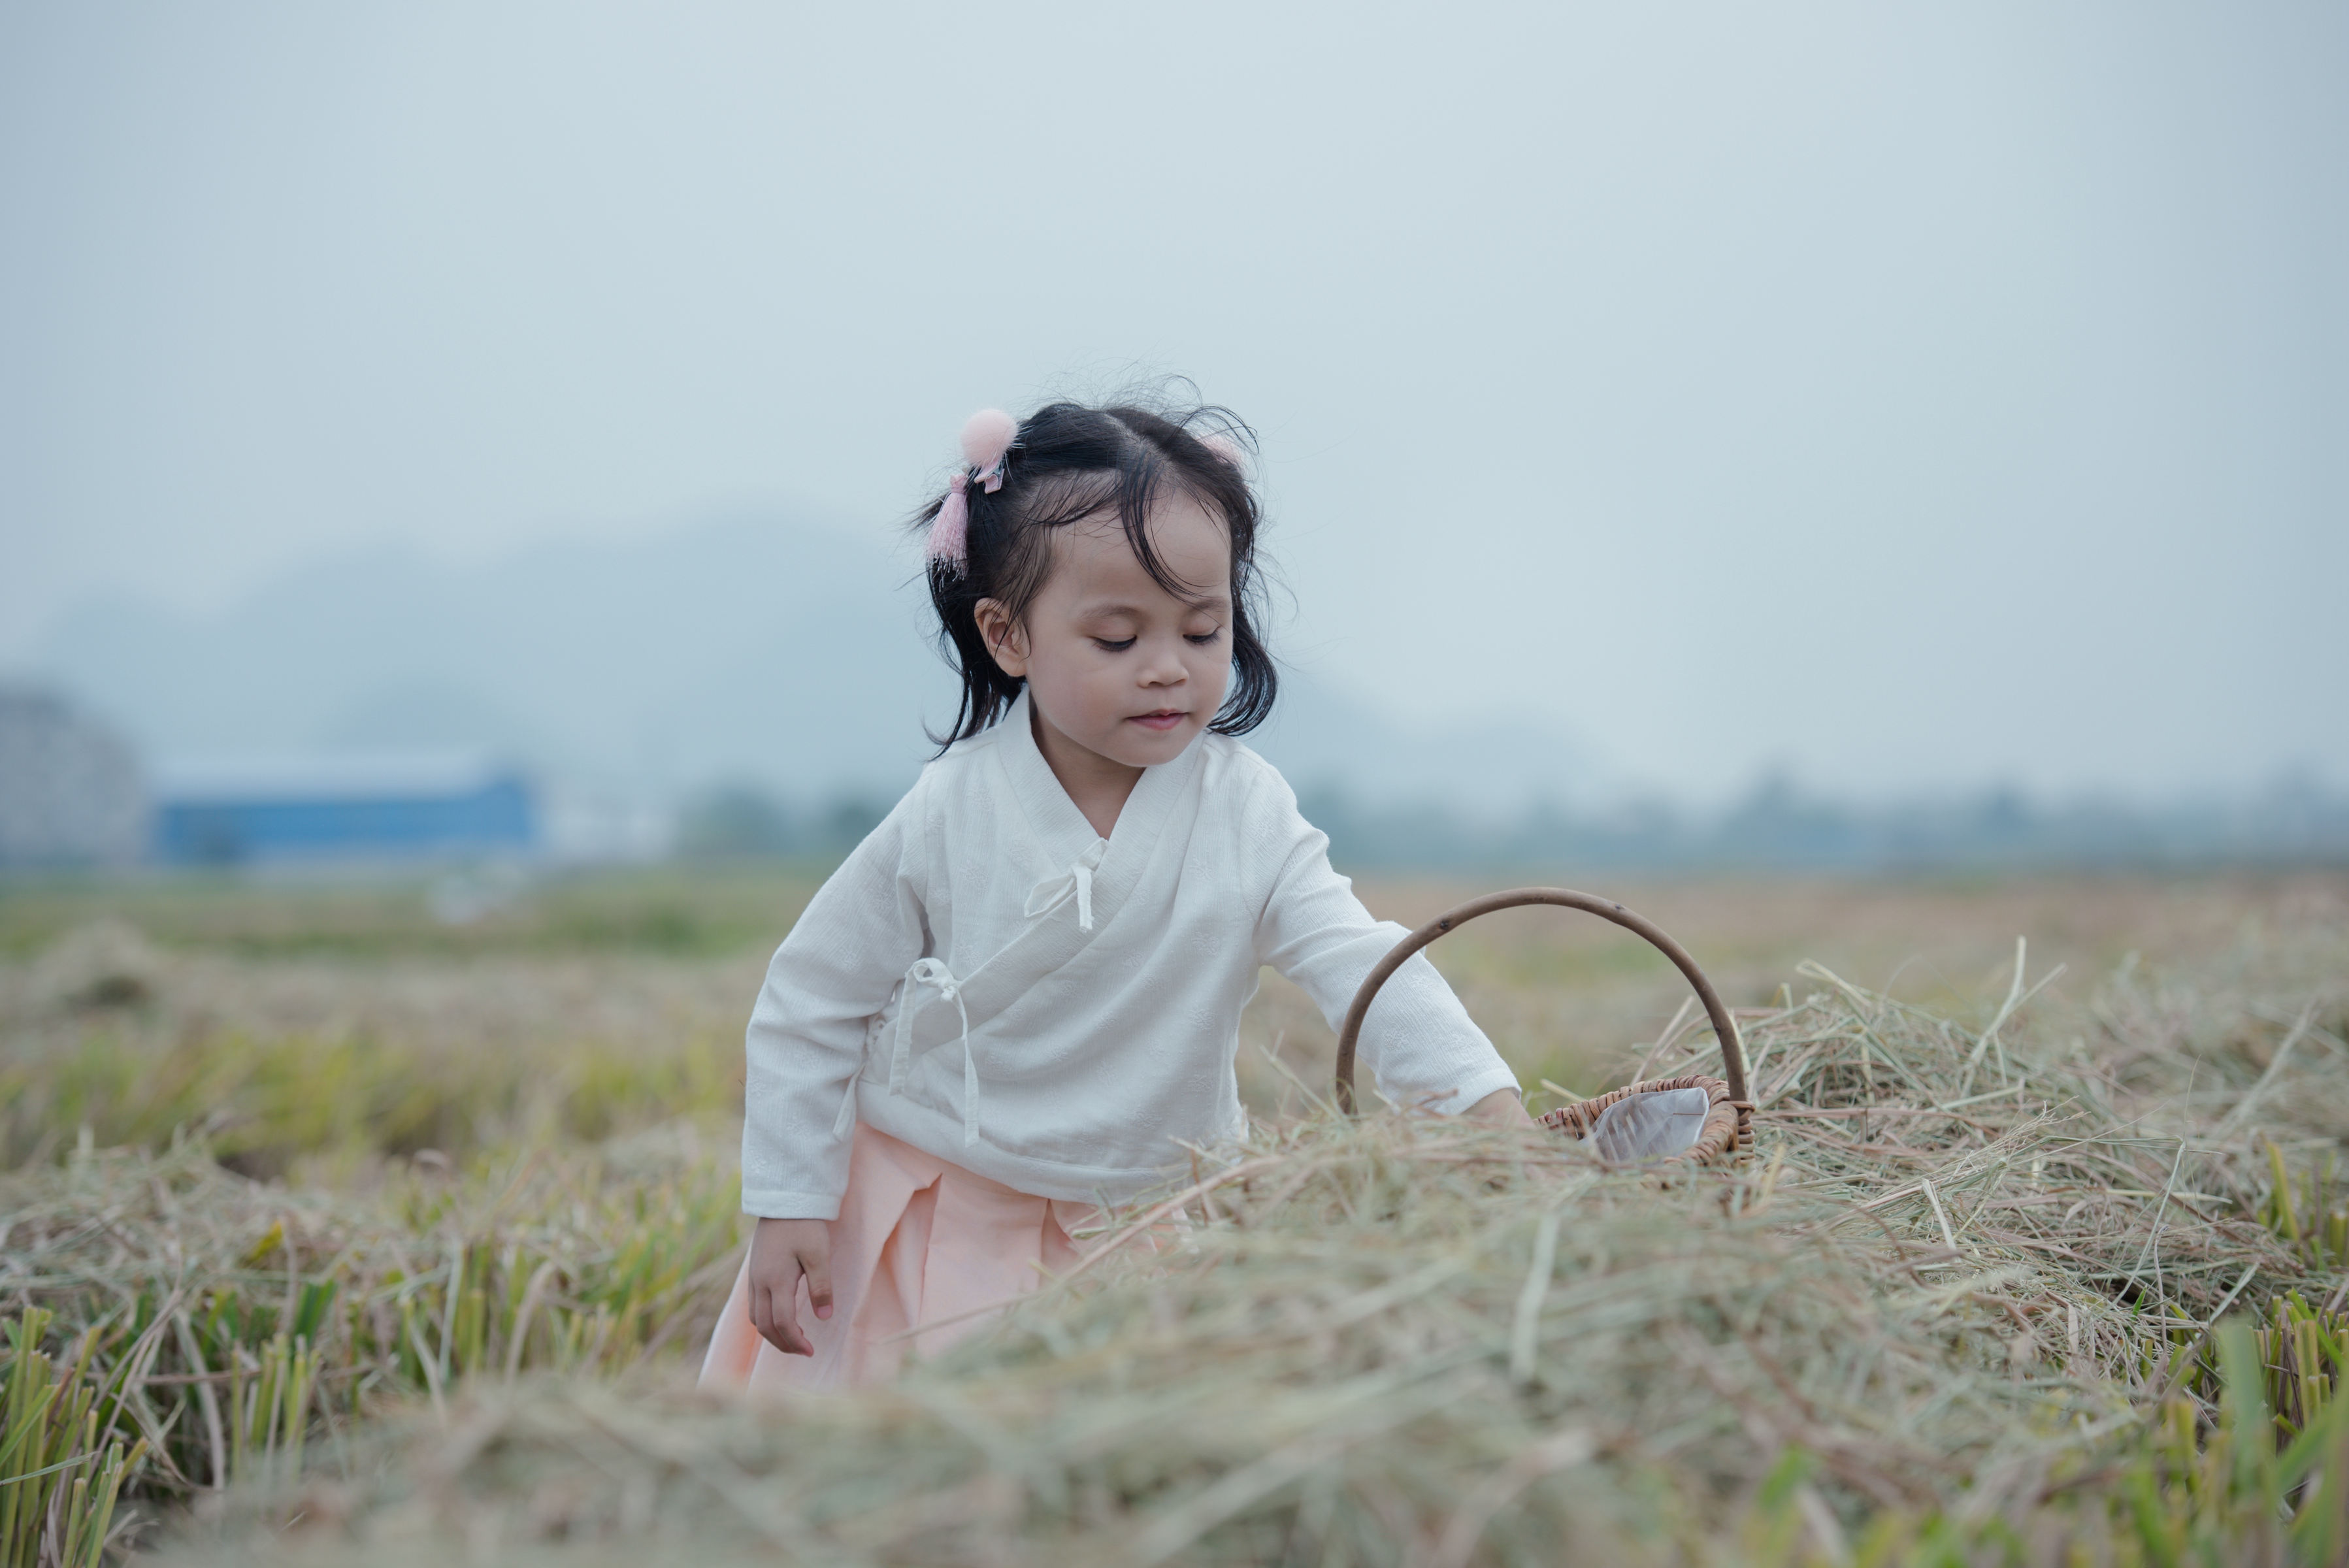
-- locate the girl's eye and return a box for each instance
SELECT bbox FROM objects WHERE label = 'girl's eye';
[1093,637,1136,652]
[1187,628,1224,646]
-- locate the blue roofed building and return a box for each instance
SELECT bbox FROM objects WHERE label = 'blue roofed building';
[152,751,536,865]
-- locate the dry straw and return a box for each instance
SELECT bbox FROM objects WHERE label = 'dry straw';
[69,936,2340,1565]
[0,1126,746,1560]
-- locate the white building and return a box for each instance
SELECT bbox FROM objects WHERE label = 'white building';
[0,686,148,868]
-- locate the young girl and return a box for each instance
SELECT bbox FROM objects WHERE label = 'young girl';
[701,395,1530,1390]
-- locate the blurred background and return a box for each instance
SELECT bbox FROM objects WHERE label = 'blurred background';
[0,0,2345,1204]
[3,1,2343,881]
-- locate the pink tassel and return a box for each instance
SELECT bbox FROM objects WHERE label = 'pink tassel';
[927,473,970,572]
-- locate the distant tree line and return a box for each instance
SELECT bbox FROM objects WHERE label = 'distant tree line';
[1295,773,2349,875]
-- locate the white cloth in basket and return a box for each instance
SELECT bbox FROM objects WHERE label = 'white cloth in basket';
[1588,1086,1712,1164]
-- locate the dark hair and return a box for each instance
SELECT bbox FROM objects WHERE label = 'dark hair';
[911,395,1277,749]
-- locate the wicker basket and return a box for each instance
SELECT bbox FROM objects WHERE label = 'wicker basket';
[1335,887,1755,1169]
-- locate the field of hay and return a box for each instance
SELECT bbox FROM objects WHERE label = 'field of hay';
[4,866,2348,1565]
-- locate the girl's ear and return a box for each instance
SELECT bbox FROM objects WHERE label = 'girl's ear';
[972,598,1030,678]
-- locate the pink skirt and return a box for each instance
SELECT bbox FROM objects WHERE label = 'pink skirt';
[700,1123,1103,1390]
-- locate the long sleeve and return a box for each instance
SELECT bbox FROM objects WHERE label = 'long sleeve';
[1247,775,1521,1114]
[740,785,929,1218]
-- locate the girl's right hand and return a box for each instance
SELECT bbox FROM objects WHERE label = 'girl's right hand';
[747,1217,834,1356]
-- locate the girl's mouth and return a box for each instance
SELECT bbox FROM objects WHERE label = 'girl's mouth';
[1128,710,1187,732]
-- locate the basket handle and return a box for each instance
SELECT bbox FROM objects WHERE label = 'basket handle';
[1334,887,1750,1113]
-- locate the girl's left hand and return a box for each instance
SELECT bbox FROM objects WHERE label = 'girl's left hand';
[1466,1088,1537,1128]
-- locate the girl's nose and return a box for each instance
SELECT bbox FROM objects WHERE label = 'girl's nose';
[1140,639,1189,686]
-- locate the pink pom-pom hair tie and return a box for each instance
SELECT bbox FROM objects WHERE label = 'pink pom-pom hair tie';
[927,408,1020,574]
[961,408,1018,491]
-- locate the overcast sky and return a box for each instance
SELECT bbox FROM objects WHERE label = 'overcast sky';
[3,2,2342,802]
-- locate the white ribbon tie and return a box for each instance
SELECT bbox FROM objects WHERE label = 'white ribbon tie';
[1024,839,1108,932]
[875,843,1106,1152]
[889,956,981,1147]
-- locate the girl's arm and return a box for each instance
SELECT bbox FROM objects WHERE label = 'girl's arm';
[740,787,929,1220]
[1247,774,1524,1116]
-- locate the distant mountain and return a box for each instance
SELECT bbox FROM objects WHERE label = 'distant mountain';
[30,513,1605,813]
[31,520,2343,872]
[39,515,951,799]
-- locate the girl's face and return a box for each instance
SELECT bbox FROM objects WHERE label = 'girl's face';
[975,491,1234,777]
